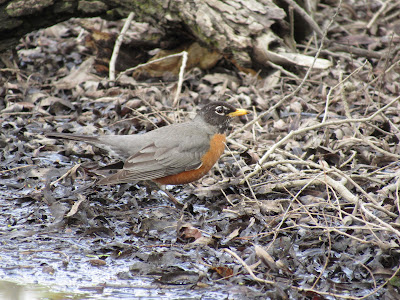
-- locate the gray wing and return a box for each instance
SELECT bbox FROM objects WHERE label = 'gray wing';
[98,126,212,184]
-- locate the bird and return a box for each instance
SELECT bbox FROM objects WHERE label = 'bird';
[46,101,249,206]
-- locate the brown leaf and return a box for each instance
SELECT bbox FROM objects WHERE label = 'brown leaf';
[222,228,240,244]
[55,57,99,90]
[66,194,86,217]
[133,42,221,79]
[254,244,278,271]
[179,224,203,241]
[211,266,234,278]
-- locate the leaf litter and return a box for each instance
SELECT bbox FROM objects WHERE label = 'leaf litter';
[1,2,400,299]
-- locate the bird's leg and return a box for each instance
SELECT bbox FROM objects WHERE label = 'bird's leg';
[160,188,185,209]
[152,182,184,209]
[142,181,184,209]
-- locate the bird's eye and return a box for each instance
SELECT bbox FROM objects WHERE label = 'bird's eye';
[215,106,225,115]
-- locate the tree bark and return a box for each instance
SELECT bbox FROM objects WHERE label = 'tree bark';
[1,0,126,52]
[1,0,286,68]
[127,0,286,66]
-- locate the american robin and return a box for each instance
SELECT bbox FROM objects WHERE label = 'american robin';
[47,101,249,205]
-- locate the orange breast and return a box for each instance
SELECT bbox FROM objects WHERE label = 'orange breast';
[154,133,226,185]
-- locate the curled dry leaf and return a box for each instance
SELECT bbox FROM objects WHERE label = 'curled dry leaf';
[179,224,203,241]
[188,236,215,247]
[66,194,86,217]
[254,244,278,271]
[221,228,240,245]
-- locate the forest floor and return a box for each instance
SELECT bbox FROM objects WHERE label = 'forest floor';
[1,1,400,299]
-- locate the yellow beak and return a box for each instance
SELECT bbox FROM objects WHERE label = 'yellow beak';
[228,108,250,117]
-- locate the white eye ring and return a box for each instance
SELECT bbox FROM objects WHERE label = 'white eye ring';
[215,106,225,115]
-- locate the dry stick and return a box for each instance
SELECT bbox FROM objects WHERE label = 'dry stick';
[311,223,332,290]
[321,175,359,204]
[322,61,367,123]
[241,95,400,184]
[332,172,399,246]
[288,5,296,48]
[266,61,299,79]
[356,205,388,246]
[299,225,382,245]
[359,263,400,300]
[360,202,400,238]
[308,217,390,251]
[361,161,400,178]
[339,150,357,168]
[225,144,258,203]
[383,6,400,23]
[254,177,324,190]
[356,137,400,159]
[222,248,276,285]
[287,200,397,298]
[50,164,81,186]
[369,58,400,86]
[117,52,186,80]
[280,160,397,218]
[281,0,324,38]
[396,177,400,215]
[259,149,398,218]
[331,167,399,218]
[299,212,394,234]
[259,160,396,220]
[172,51,188,107]
[331,179,350,224]
[109,12,135,81]
[115,51,189,107]
[226,137,247,150]
[0,165,33,174]
[367,0,389,30]
[345,253,378,289]
[379,181,400,197]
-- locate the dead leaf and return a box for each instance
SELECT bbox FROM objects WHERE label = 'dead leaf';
[66,194,86,217]
[1,102,35,113]
[254,244,278,271]
[55,57,99,90]
[40,96,74,110]
[189,236,215,246]
[179,224,203,241]
[221,228,240,244]
[211,266,234,278]
[133,42,222,78]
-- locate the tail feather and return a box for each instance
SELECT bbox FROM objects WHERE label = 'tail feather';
[46,132,134,160]
[97,171,125,185]
[46,132,101,143]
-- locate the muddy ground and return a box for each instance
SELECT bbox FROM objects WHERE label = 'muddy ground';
[1,1,400,299]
